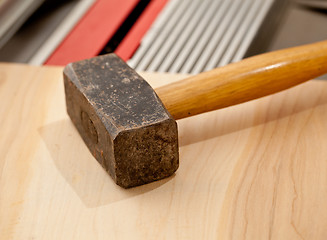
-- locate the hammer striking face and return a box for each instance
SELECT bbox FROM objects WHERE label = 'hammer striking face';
[64,54,179,188]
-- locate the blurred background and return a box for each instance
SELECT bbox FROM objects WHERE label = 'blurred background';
[0,0,326,75]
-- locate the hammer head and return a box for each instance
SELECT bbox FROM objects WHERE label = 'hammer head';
[63,54,179,188]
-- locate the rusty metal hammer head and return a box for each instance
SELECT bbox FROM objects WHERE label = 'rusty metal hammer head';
[64,54,178,188]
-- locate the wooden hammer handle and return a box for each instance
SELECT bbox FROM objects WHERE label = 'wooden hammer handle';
[155,40,327,120]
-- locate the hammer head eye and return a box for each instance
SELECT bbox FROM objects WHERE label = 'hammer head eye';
[63,54,179,188]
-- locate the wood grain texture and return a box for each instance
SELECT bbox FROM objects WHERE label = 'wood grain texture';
[156,40,327,119]
[1,64,327,239]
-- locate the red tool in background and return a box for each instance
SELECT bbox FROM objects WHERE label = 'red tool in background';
[45,0,168,65]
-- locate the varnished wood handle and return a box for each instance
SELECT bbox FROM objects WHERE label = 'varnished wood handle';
[155,40,327,120]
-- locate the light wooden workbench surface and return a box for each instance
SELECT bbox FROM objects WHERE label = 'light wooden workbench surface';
[1,63,327,239]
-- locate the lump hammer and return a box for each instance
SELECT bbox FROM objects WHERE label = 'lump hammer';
[64,40,327,188]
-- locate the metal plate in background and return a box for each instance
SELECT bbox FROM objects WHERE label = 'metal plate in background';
[0,0,44,49]
[1,0,327,77]
[128,0,284,74]
[0,0,94,64]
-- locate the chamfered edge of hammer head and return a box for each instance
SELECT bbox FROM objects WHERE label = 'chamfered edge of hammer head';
[63,53,179,188]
